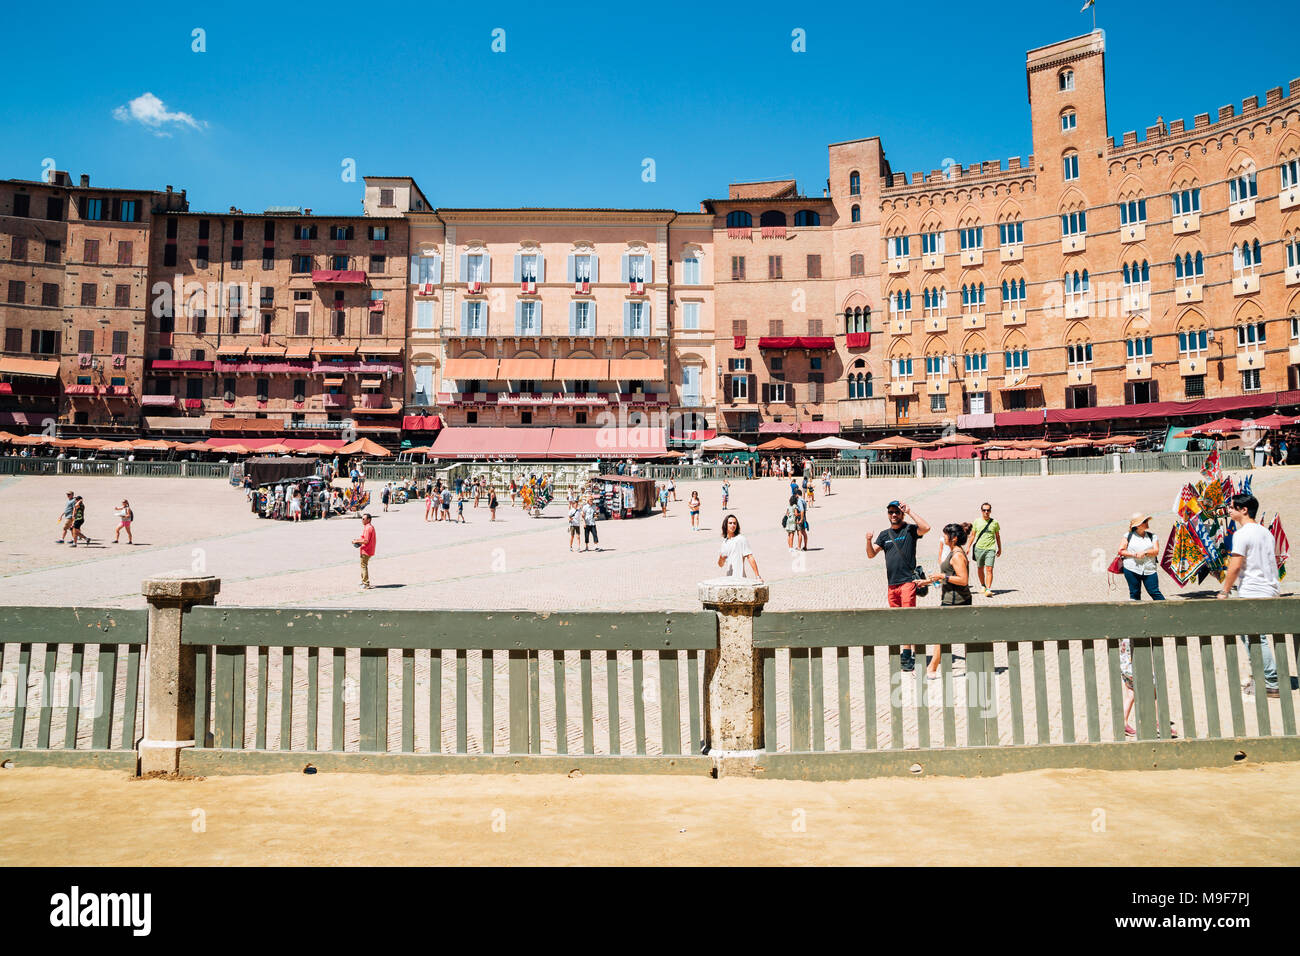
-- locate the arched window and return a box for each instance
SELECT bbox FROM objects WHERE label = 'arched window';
[922,287,947,316]
[1001,277,1026,304]
[961,282,985,311]
[963,349,988,374]
[759,210,786,228]
[1064,269,1090,298]
[1175,251,1205,281]
[846,306,871,334]
[850,204,861,223]
[1060,109,1077,131]
[793,210,820,227]
[1059,69,1074,91]
[1063,152,1080,181]
[1122,261,1149,286]
[849,171,861,196]
[891,289,911,314]
[849,253,865,277]
[725,210,752,229]
[847,360,873,399]
[1234,239,1261,272]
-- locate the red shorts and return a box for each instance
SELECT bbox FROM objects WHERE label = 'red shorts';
[887,582,917,608]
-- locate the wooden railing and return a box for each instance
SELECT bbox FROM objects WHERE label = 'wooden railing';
[752,599,1299,777]
[179,607,713,772]
[0,607,147,769]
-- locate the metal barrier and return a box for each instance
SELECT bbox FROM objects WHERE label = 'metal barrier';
[184,462,232,479]
[923,459,977,478]
[981,458,1042,477]
[1047,456,1111,476]
[867,461,914,477]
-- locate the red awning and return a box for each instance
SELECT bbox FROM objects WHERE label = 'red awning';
[845,333,871,349]
[208,417,285,434]
[547,427,667,458]
[402,415,443,431]
[758,336,836,350]
[994,410,1046,427]
[680,429,717,441]
[1044,392,1290,424]
[800,420,840,434]
[757,422,799,434]
[150,360,214,371]
[207,437,347,451]
[431,427,555,459]
[310,270,366,284]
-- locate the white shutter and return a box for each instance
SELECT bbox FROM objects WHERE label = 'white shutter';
[569,301,577,335]
[409,255,419,283]
[513,253,522,283]
[460,300,469,334]
[590,255,599,283]
[482,254,491,283]
[620,254,629,283]
[644,254,653,284]
[623,301,631,335]
[515,300,523,334]
[458,253,468,282]
[566,255,575,283]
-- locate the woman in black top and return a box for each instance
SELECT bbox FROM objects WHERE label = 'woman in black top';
[925,522,973,678]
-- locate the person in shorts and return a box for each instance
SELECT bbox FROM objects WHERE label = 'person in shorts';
[864,500,931,671]
[70,495,90,546]
[58,491,75,543]
[970,502,1002,597]
[113,499,134,544]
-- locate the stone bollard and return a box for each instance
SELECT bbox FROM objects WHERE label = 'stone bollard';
[915,458,925,478]
[1111,452,1121,473]
[116,459,125,475]
[859,458,867,479]
[698,577,769,776]
[180,461,189,477]
[1040,456,1049,477]
[138,572,221,775]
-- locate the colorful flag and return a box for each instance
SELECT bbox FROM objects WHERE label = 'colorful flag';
[1201,449,1221,479]
[1163,523,1209,586]
[1177,483,1201,521]
[1271,514,1289,579]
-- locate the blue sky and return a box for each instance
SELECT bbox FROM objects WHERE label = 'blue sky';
[2,0,1295,214]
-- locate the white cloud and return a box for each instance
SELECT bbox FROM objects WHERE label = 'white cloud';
[112,93,205,136]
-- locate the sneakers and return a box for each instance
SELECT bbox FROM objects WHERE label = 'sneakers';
[983,587,994,598]
[1267,687,1280,699]
[900,649,916,672]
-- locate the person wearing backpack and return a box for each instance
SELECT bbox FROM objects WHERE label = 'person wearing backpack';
[783,494,801,553]
[113,499,134,544]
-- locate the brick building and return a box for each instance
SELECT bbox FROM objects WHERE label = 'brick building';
[0,172,186,434]
[422,207,716,443]
[712,31,1300,439]
[141,183,409,444]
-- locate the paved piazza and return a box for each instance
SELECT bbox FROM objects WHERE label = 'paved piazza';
[2,467,1297,610]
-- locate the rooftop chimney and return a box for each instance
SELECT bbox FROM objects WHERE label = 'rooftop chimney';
[166,185,173,193]
[79,174,89,187]
[304,208,312,215]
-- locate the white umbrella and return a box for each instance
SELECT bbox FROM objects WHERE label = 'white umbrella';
[701,435,748,451]
[805,436,860,450]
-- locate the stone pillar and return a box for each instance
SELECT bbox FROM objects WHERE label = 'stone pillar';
[915,458,925,478]
[180,461,189,477]
[699,577,769,776]
[859,458,867,479]
[973,456,982,478]
[1040,456,1049,477]
[1111,452,1121,473]
[138,572,221,775]
[116,459,125,475]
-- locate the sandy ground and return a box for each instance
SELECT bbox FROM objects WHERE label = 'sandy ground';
[2,468,1296,612]
[1,763,1297,866]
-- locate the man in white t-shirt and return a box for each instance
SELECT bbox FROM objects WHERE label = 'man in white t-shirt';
[1218,493,1281,697]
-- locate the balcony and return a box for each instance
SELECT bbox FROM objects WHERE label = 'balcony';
[140,394,178,408]
[999,244,1023,264]
[1061,234,1086,254]
[961,312,986,330]
[960,248,983,268]
[1228,198,1256,224]
[355,393,389,409]
[1126,361,1151,381]
[1066,366,1093,387]
[323,394,350,409]
[1120,222,1146,244]
[889,317,910,336]
[924,315,947,334]
[1172,212,1200,235]
[922,252,945,272]
[1233,273,1260,296]
[1001,309,1026,328]
[1176,282,1203,304]
[1179,356,1208,377]
[887,257,910,276]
